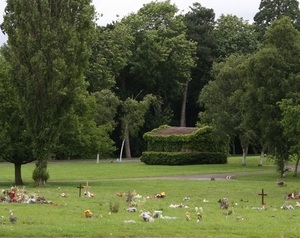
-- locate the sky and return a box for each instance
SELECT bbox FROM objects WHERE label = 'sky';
[0,0,261,46]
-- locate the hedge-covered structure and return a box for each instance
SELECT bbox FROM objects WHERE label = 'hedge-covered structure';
[140,125,228,165]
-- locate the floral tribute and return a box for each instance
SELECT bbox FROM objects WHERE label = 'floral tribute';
[0,186,52,204]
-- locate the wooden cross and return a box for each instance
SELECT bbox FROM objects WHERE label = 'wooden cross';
[83,181,91,192]
[258,189,267,205]
[77,184,84,197]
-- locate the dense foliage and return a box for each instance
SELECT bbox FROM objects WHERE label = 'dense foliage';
[141,125,228,165]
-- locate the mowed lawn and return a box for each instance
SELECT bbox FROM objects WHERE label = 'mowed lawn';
[0,156,300,238]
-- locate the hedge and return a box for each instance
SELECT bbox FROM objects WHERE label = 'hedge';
[140,151,228,165]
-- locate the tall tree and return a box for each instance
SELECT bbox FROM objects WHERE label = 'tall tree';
[199,54,252,164]
[1,0,95,185]
[254,0,300,39]
[85,22,134,93]
[279,98,300,176]
[84,21,135,158]
[121,0,196,127]
[214,14,259,59]
[0,51,35,185]
[183,3,217,126]
[245,16,300,176]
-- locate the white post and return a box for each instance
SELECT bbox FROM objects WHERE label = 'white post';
[119,139,125,162]
[96,153,99,163]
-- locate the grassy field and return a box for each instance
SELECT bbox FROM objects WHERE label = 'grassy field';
[0,156,300,237]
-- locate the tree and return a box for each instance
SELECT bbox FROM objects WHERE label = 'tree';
[121,0,196,126]
[199,54,252,165]
[84,22,134,158]
[85,22,134,93]
[1,0,95,185]
[183,3,217,126]
[245,17,300,176]
[254,0,300,39]
[53,91,116,160]
[0,51,35,185]
[214,14,259,59]
[279,98,300,176]
[120,94,157,159]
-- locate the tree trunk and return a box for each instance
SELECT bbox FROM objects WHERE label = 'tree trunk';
[293,156,300,177]
[14,163,24,185]
[180,80,189,127]
[125,131,131,158]
[258,151,265,166]
[119,139,125,162]
[241,146,248,166]
[231,140,236,155]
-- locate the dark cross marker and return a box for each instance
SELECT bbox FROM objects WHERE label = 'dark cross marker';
[77,183,84,197]
[258,189,267,205]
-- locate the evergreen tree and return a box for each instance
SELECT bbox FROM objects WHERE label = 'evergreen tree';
[254,0,300,39]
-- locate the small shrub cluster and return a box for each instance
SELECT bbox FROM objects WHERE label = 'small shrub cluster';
[109,201,119,213]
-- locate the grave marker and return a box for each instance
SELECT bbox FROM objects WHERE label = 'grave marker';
[83,181,91,192]
[258,189,267,205]
[77,184,84,197]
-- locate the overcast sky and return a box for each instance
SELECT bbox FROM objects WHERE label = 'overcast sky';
[0,0,261,46]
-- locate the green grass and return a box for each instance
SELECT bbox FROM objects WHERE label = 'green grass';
[1,156,275,182]
[0,156,299,237]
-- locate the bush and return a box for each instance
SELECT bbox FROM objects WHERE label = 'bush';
[140,151,227,165]
[32,167,50,184]
[109,201,120,213]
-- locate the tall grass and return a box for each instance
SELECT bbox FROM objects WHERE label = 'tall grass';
[0,156,299,237]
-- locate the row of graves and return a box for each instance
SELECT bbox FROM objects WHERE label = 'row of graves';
[82,185,300,223]
[2,182,300,224]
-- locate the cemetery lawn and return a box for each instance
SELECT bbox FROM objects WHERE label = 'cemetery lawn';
[0,156,300,238]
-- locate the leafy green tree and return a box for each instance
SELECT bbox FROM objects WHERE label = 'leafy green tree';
[86,22,134,92]
[279,98,300,176]
[199,54,252,165]
[245,17,300,176]
[183,3,217,126]
[0,51,35,185]
[53,91,116,160]
[254,0,300,39]
[93,89,121,126]
[84,21,134,158]
[120,94,157,159]
[121,0,196,126]
[214,14,259,59]
[1,0,95,185]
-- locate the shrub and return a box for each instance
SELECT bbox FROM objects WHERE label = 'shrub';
[140,151,227,165]
[109,201,119,213]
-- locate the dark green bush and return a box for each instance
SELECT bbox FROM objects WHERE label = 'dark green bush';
[140,151,227,165]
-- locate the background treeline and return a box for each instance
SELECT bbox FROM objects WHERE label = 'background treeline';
[1,0,300,184]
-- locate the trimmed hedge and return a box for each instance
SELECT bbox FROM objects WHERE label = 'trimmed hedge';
[140,151,227,165]
[141,125,228,165]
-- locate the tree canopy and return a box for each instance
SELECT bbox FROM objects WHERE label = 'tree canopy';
[254,0,300,38]
[1,0,96,184]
